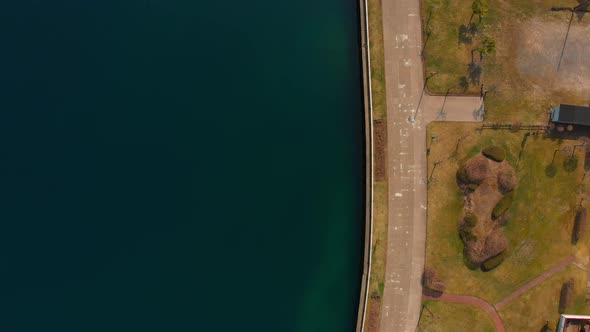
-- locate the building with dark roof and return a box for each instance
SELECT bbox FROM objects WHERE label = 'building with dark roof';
[551,104,590,126]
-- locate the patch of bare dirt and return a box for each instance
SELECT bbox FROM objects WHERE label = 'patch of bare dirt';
[365,299,381,331]
[515,17,590,98]
[374,120,387,181]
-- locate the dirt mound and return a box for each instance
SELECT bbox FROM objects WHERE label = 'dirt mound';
[374,120,387,181]
[457,148,518,270]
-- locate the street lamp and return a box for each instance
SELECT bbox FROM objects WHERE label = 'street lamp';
[410,71,438,124]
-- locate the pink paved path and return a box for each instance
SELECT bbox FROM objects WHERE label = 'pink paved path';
[422,293,505,332]
[494,255,575,310]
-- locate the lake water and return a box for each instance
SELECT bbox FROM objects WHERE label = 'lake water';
[0,1,364,331]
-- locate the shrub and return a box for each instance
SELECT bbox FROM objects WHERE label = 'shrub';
[464,156,489,184]
[482,146,506,162]
[559,279,574,313]
[464,213,478,228]
[482,250,507,271]
[564,157,578,172]
[422,267,446,293]
[572,207,588,244]
[482,229,508,261]
[497,169,517,193]
[545,163,557,178]
[456,166,469,184]
[492,191,514,219]
[496,211,511,226]
[459,223,478,243]
[459,214,479,243]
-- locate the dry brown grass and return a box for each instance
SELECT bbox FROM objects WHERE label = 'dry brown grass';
[498,265,588,331]
[426,122,587,306]
[422,0,590,123]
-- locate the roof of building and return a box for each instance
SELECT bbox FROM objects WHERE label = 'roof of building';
[551,104,590,126]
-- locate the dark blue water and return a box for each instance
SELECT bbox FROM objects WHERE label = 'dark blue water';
[0,1,364,331]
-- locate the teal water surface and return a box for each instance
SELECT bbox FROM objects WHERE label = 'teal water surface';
[0,1,364,331]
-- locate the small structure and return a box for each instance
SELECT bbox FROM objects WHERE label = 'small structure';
[551,104,590,127]
[558,314,590,331]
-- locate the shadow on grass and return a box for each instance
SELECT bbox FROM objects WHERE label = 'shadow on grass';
[564,157,578,172]
[458,23,478,45]
[468,62,482,86]
[546,163,558,177]
[422,288,443,298]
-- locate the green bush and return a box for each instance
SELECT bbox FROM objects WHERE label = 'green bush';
[492,191,514,219]
[572,207,587,244]
[559,279,574,313]
[564,157,578,173]
[464,213,478,227]
[482,146,506,162]
[545,163,557,178]
[482,250,507,271]
[459,224,477,243]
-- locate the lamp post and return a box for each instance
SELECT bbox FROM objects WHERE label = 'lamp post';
[409,71,438,124]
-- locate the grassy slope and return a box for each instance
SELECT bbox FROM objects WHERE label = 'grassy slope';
[418,300,496,332]
[368,0,386,121]
[364,0,388,329]
[425,122,586,305]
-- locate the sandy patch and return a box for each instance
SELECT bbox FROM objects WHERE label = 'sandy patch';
[515,17,590,97]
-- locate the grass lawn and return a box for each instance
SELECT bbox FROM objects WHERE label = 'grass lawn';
[425,122,589,305]
[418,300,496,332]
[421,0,589,123]
[499,265,589,331]
[365,180,388,330]
[368,0,386,121]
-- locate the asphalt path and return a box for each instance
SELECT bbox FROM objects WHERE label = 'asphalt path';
[378,0,481,330]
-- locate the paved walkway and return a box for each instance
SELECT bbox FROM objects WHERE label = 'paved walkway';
[379,0,482,330]
[494,255,576,310]
[422,293,506,332]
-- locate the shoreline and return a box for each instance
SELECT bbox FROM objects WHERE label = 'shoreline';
[355,0,374,328]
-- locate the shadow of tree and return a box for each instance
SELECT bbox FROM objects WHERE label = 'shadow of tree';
[458,23,478,45]
[468,62,482,86]
[576,0,589,21]
[546,163,557,177]
[458,25,472,44]
[458,76,469,91]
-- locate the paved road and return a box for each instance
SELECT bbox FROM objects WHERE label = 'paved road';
[378,0,481,330]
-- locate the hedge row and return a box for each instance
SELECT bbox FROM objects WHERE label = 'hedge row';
[572,207,588,244]
[559,279,574,313]
[482,146,506,162]
[492,191,514,219]
[482,250,507,271]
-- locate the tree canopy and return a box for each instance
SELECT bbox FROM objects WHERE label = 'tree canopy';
[472,0,489,20]
[477,37,496,58]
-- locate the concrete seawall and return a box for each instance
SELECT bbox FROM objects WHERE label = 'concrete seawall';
[355,0,374,329]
